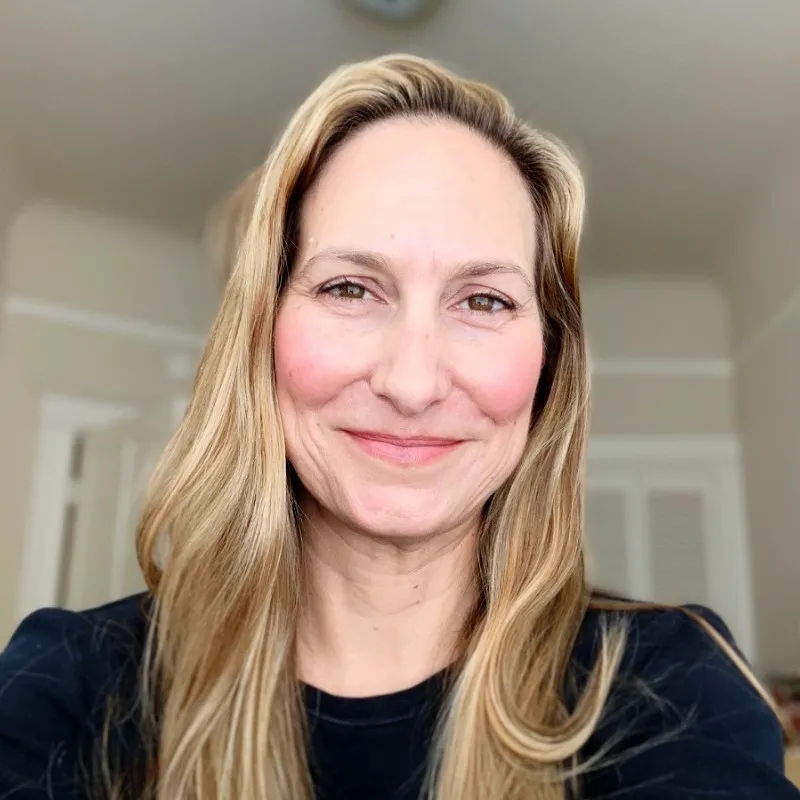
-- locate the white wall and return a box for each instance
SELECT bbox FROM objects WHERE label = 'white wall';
[584,275,736,436]
[723,141,800,675]
[0,210,741,647]
[5,204,216,331]
[0,203,217,643]
[0,140,41,298]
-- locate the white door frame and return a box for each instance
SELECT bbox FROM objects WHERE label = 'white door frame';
[16,394,132,620]
[107,439,141,602]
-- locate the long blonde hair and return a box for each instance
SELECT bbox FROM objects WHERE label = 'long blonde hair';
[127,54,777,800]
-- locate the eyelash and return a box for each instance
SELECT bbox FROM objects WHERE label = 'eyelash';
[319,280,516,313]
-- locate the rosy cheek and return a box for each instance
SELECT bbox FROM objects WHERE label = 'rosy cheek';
[462,335,544,423]
[274,304,364,408]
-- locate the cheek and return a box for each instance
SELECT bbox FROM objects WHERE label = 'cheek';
[463,332,544,424]
[274,303,362,408]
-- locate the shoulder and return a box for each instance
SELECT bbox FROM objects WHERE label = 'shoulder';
[573,599,749,680]
[570,602,797,797]
[0,594,149,797]
[1,593,149,689]
[574,601,768,714]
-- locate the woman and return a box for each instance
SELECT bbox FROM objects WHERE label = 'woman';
[0,55,795,800]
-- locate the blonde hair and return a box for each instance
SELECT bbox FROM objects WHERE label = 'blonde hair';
[124,54,780,800]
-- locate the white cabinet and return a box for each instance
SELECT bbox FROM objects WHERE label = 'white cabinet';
[585,436,756,663]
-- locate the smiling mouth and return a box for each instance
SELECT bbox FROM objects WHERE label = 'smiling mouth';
[341,430,465,466]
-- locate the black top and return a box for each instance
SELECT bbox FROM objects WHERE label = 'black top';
[0,594,797,799]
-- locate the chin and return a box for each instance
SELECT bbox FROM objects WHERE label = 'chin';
[342,487,472,541]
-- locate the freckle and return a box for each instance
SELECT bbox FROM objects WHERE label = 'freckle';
[413,584,419,590]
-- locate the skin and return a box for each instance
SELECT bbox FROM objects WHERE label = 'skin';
[274,117,545,696]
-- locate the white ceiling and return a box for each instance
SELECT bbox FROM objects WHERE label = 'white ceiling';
[0,1,798,272]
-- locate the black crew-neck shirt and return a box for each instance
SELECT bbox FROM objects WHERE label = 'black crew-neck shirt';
[0,593,797,798]
[306,669,445,799]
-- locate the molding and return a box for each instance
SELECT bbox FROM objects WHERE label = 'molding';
[40,393,133,429]
[109,441,139,600]
[4,296,206,348]
[591,358,732,378]
[625,480,652,599]
[17,426,75,618]
[6,295,736,379]
[588,434,740,461]
[716,460,757,665]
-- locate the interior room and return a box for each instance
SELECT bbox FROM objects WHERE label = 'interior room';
[1,0,799,787]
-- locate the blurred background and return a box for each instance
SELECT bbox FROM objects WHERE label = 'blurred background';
[0,0,798,744]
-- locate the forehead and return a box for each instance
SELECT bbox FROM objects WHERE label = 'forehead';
[298,117,537,274]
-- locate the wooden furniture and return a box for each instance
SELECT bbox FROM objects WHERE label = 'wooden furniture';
[786,748,800,787]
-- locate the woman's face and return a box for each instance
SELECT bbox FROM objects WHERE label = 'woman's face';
[274,117,544,540]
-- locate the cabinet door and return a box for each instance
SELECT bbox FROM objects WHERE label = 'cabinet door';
[585,488,629,596]
[645,476,711,607]
[585,453,755,662]
[585,479,636,597]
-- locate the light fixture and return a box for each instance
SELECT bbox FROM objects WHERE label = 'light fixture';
[340,0,442,25]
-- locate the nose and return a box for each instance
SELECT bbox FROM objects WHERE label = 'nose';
[370,313,451,416]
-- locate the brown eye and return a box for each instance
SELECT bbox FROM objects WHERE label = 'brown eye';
[326,282,367,300]
[465,294,510,313]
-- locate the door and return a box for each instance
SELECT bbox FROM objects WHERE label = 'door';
[60,397,178,611]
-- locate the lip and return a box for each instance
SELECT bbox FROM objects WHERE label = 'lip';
[341,429,465,466]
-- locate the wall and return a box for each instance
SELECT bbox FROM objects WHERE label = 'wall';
[0,214,738,645]
[0,203,217,643]
[0,140,41,297]
[584,275,736,436]
[724,141,800,675]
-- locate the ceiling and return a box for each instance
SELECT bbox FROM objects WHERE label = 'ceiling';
[0,0,799,273]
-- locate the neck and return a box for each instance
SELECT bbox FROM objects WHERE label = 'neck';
[296,500,479,697]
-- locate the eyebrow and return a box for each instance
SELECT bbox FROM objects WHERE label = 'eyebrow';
[297,248,535,293]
